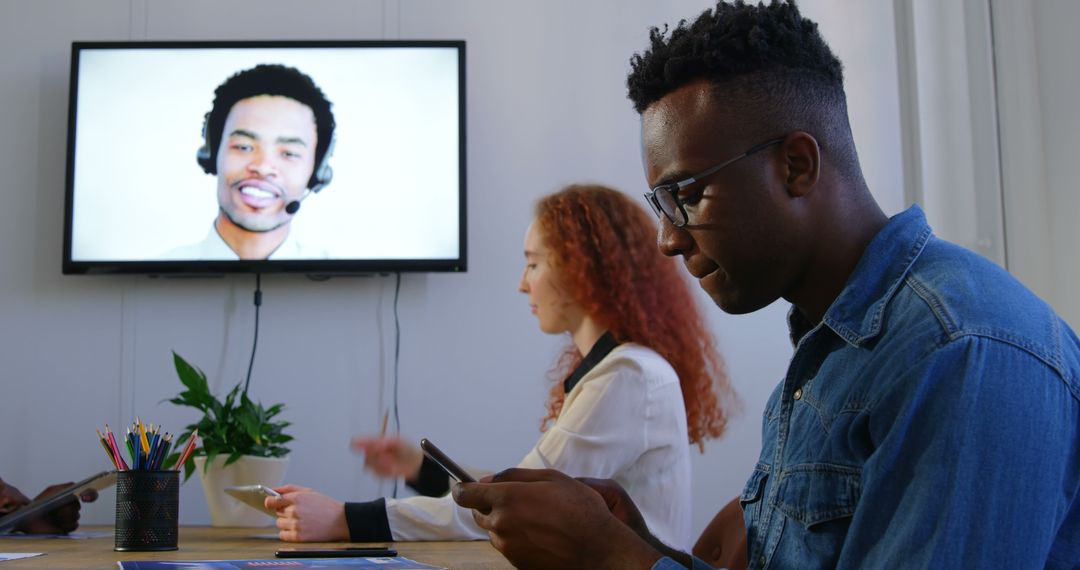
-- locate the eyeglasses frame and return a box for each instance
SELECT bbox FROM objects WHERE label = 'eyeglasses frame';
[644,137,785,227]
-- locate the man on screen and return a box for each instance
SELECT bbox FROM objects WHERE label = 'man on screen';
[168,64,336,260]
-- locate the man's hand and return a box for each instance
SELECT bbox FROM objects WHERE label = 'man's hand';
[266,484,349,542]
[452,468,664,570]
[13,483,98,535]
[0,479,30,516]
[577,478,692,566]
[577,477,649,535]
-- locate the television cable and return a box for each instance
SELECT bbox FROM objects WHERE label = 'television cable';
[244,273,262,395]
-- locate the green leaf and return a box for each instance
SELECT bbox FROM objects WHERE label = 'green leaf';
[204,449,219,470]
[166,351,291,465]
[182,459,195,481]
[172,352,211,404]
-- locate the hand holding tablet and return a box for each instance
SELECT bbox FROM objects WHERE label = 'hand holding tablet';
[0,471,115,534]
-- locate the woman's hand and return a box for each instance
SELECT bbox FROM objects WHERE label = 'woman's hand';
[266,484,349,542]
[350,436,424,481]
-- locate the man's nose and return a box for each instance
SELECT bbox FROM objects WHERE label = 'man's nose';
[247,153,277,177]
[656,215,690,258]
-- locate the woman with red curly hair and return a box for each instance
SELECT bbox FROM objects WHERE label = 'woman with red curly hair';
[531,184,733,450]
[269,184,736,550]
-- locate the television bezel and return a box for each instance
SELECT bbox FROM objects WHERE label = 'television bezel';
[62,39,467,275]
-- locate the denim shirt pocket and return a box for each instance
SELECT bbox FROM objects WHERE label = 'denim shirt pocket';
[774,463,861,529]
[739,463,770,526]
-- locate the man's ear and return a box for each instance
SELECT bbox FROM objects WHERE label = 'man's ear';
[780,132,820,198]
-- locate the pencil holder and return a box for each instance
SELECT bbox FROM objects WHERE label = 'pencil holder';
[114,470,179,551]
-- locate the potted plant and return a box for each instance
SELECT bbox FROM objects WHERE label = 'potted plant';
[165,352,292,527]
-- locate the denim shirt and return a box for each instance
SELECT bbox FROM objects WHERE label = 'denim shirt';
[729,206,1080,569]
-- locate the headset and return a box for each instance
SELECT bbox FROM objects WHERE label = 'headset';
[195,110,335,202]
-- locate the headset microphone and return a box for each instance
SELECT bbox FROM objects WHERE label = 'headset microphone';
[279,136,336,215]
[285,189,313,215]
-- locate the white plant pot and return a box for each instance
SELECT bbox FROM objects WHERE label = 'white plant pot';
[193,455,289,527]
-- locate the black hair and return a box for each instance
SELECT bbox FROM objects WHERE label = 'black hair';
[204,64,335,185]
[627,0,860,178]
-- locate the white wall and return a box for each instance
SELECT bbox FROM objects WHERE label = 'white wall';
[991,0,1080,329]
[0,0,904,540]
[898,0,1005,266]
[898,0,1080,330]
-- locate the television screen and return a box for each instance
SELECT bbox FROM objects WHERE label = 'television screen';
[63,41,465,274]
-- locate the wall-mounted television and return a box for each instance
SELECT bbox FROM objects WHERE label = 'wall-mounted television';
[63,40,465,275]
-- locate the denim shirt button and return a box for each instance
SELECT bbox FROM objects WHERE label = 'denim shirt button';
[793,388,803,401]
[760,555,766,566]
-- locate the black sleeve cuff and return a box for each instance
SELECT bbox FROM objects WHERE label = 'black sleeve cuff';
[343,498,393,542]
[407,455,451,497]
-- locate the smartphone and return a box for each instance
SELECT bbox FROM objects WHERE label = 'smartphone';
[223,484,281,516]
[275,547,397,558]
[419,438,476,483]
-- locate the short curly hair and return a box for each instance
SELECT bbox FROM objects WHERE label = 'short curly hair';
[627,0,860,176]
[202,64,335,187]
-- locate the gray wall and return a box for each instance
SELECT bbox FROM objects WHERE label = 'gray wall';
[0,0,905,538]
[992,0,1080,329]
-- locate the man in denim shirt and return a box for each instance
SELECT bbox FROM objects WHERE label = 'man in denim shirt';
[452,1,1080,568]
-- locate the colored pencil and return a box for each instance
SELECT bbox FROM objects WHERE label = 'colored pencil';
[104,425,129,471]
[174,429,199,471]
[96,428,119,469]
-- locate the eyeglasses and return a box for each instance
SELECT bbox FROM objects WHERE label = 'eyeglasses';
[644,138,784,227]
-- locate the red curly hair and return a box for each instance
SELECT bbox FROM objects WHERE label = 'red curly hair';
[535,184,736,449]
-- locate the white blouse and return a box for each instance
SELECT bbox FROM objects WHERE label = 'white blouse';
[384,343,693,549]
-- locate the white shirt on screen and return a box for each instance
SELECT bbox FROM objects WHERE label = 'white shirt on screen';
[160,223,328,260]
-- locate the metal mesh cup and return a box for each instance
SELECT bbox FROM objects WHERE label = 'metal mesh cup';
[114,470,179,551]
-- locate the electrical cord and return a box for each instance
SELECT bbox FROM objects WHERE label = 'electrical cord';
[392,271,402,498]
[238,273,398,498]
[244,273,262,395]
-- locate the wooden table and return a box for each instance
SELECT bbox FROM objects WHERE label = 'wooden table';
[0,525,514,569]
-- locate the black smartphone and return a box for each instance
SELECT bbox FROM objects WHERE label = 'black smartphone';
[419,438,476,483]
[275,547,398,558]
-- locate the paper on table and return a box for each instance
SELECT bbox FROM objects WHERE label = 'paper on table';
[0,553,45,561]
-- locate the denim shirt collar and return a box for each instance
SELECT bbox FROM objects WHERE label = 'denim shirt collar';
[789,205,934,348]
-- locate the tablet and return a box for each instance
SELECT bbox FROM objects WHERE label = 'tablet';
[223,484,280,517]
[0,470,116,533]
